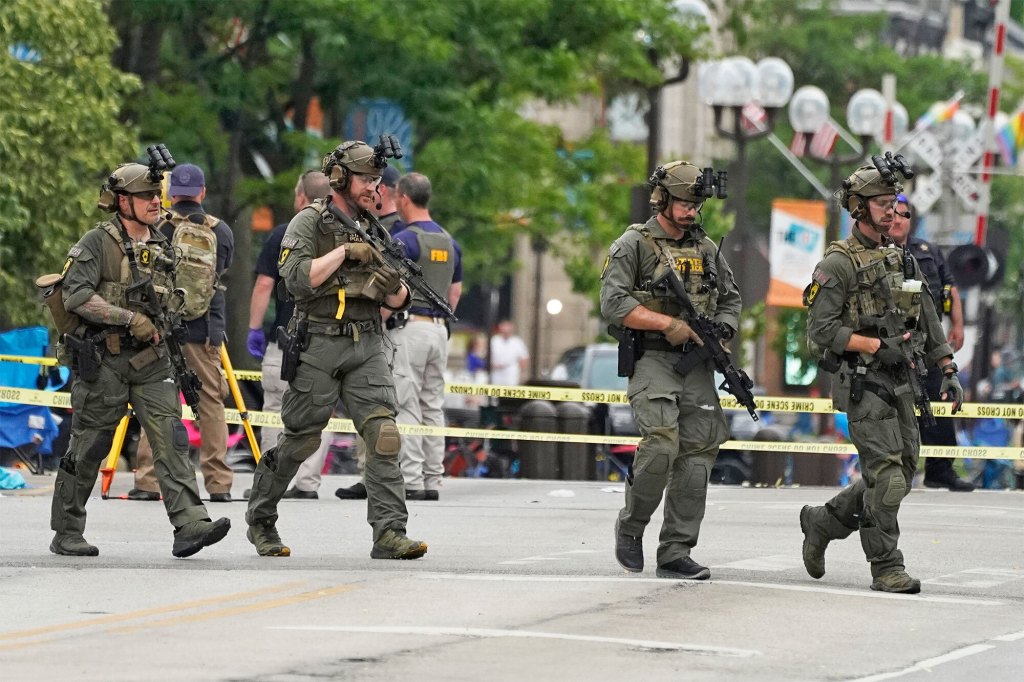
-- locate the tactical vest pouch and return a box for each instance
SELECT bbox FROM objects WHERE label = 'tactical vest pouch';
[64,334,101,383]
[35,273,80,337]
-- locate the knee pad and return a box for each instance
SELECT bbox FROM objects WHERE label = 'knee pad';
[878,471,907,510]
[365,419,401,457]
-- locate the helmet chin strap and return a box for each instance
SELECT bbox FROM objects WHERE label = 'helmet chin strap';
[116,193,143,226]
[660,197,699,232]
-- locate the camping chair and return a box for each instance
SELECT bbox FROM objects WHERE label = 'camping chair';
[0,327,65,474]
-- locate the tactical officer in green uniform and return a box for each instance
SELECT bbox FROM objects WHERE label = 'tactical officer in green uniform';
[46,161,231,558]
[800,161,963,593]
[245,140,427,560]
[601,161,740,580]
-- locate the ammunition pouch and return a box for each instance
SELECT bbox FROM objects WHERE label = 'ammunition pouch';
[36,273,80,337]
[64,333,103,383]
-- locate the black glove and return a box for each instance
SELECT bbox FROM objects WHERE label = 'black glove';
[874,336,906,366]
[940,372,964,414]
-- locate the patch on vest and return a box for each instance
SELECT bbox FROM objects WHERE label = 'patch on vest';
[675,256,703,274]
[429,249,449,263]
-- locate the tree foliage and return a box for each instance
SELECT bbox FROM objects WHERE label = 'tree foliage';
[0,0,138,328]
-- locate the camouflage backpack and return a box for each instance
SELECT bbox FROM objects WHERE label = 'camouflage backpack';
[167,211,220,320]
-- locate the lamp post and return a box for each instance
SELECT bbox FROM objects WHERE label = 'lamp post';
[788,86,903,242]
[697,56,793,313]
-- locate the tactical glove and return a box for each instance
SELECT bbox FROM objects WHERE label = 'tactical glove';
[345,242,376,264]
[129,312,157,342]
[247,328,267,360]
[376,264,404,297]
[874,336,906,366]
[940,372,964,414]
[663,319,703,347]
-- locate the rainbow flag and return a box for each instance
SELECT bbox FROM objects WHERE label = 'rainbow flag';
[913,92,963,131]
[996,111,1024,166]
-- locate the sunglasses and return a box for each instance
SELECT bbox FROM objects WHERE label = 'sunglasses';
[132,190,161,201]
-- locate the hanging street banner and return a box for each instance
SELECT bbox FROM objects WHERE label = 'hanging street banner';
[766,199,826,308]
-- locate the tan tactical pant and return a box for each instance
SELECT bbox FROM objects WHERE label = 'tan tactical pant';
[616,350,728,566]
[388,318,449,491]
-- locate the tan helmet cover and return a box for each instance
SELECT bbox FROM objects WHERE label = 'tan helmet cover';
[322,141,383,190]
[838,165,902,218]
[650,161,703,208]
[98,163,162,211]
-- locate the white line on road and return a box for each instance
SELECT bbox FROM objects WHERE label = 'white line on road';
[416,573,1003,606]
[713,555,805,572]
[992,629,1024,642]
[269,625,762,658]
[847,644,996,681]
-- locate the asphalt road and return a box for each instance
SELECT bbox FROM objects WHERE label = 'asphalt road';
[1,474,1022,682]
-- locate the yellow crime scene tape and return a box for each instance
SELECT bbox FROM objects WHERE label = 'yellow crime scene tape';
[5,352,1023,419]
[3,383,1021,461]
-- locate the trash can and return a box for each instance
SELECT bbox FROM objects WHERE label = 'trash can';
[557,402,593,480]
[518,400,559,479]
[748,427,787,486]
[792,444,844,486]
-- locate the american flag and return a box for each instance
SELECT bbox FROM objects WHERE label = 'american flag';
[790,132,808,158]
[741,102,768,134]
[809,120,839,159]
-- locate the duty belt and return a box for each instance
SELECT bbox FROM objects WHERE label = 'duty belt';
[641,333,676,353]
[305,319,380,337]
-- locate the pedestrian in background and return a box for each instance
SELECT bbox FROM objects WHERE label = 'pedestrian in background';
[490,319,529,386]
[247,170,332,499]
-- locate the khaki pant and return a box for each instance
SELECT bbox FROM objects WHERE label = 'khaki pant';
[261,341,331,492]
[51,343,209,537]
[388,318,449,491]
[135,342,232,495]
[616,351,728,566]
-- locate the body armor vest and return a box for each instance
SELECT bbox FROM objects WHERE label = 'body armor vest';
[827,237,924,352]
[94,221,178,317]
[629,224,719,319]
[297,199,380,323]
[406,224,455,310]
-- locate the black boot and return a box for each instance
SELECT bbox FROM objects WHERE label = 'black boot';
[614,523,643,573]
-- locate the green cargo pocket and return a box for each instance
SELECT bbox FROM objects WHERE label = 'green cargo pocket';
[848,392,901,455]
[366,374,397,408]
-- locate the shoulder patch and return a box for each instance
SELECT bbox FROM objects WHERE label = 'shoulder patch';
[803,282,821,307]
[68,245,83,258]
[812,267,830,286]
[281,236,299,249]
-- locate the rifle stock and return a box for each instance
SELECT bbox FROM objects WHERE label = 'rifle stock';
[326,202,457,322]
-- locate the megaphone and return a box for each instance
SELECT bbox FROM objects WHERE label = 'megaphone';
[947,244,1001,289]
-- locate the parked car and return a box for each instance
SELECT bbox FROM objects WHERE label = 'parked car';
[550,343,775,484]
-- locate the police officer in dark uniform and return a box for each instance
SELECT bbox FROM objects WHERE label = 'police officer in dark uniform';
[887,194,973,491]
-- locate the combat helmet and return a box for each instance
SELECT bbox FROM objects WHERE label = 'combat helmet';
[839,153,913,222]
[649,161,705,210]
[97,163,163,212]
[322,140,385,191]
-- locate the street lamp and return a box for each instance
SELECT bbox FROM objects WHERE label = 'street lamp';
[788,85,892,242]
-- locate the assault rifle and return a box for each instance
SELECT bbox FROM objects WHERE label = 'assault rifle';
[652,247,758,421]
[860,273,935,429]
[326,200,457,322]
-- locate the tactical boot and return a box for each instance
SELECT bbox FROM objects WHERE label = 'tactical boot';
[49,534,99,557]
[334,482,367,500]
[656,556,711,580]
[172,517,231,558]
[246,520,291,557]
[370,529,428,560]
[799,505,854,579]
[870,570,921,594]
[615,525,644,573]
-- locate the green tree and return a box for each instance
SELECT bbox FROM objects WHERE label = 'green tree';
[0,0,138,329]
